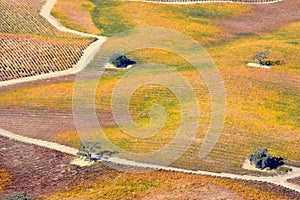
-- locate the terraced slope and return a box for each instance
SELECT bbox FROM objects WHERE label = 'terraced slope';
[0,0,93,82]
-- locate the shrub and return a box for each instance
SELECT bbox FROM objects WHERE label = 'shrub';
[248,148,284,170]
[276,166,292,173]
[4,192,32,200]
[77,141,102,161]
[77,142,92,161]
[251,50,269,64]
[110,53,136,68]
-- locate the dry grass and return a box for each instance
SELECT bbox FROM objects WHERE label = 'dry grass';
[54,130,81,149]
[0,168,11,191]
[0,22,299,172]
[0,1,299,173]
[46,172,291,200]
[1,137,296,199]
[54,0,252,43]
[52,0,100,34]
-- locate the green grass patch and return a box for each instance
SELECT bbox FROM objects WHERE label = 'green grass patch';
[85,0,252,41]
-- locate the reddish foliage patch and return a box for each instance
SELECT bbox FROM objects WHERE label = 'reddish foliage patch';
[217,0,300,35]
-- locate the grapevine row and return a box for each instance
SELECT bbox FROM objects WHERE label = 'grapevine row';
[0,33,92,81]
[0,0,94,82]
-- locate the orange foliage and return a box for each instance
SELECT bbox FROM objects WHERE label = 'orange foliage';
[0,168,11,191]
[47,171,289,199]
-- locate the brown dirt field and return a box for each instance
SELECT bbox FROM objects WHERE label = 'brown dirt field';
[288,177,300,186]
[143,176,300,200]
[143,181,241,200]
[0,136,116,198]
[0,74,116,145]
[0,136,299,199]
[0,75,76,142]
[0,109,75,140]
[0,108,115,144]
[235,180,300,199]
[217,0,300,35]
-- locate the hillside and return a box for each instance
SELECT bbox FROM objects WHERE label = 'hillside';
[1,0,299,173]
[0,137,298,199]
[0,0,93,81]
[0,0,299,199]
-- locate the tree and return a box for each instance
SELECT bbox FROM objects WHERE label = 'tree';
[252,50,269,64]
[77,141,101,161]
[110,53,136,68]
[4,192,32,200]
[77,142,91,161]
[248,148,284,170]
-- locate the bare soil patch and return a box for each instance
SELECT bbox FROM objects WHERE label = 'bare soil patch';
[0,108,116,148]
[0,136,116,198]
[0,109,75,141]
[0,136,299,199]
[0,74,115,142]
[288,177,300,186]
[217,0,300,35]
[224,178,300,200]
[143,180,241,200]
[0,74,76,93]
[0,108,115,143]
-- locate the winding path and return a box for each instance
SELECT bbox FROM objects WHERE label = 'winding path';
[0,0,286,87]
[0,0,106,87]
[0,0,299,195]
[1,127,300,193]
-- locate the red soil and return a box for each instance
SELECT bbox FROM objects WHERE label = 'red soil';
[0,136,116,198]
[217,0,300,35]
[288,177,300,187]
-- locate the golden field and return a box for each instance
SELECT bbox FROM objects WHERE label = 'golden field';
[46,171,289,200]
[1,20,299,173]
[0,0,300,199]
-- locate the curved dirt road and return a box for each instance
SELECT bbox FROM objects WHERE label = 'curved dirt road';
[0,0,299,195]
[0,0,106,87]
[1,127,299,193]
